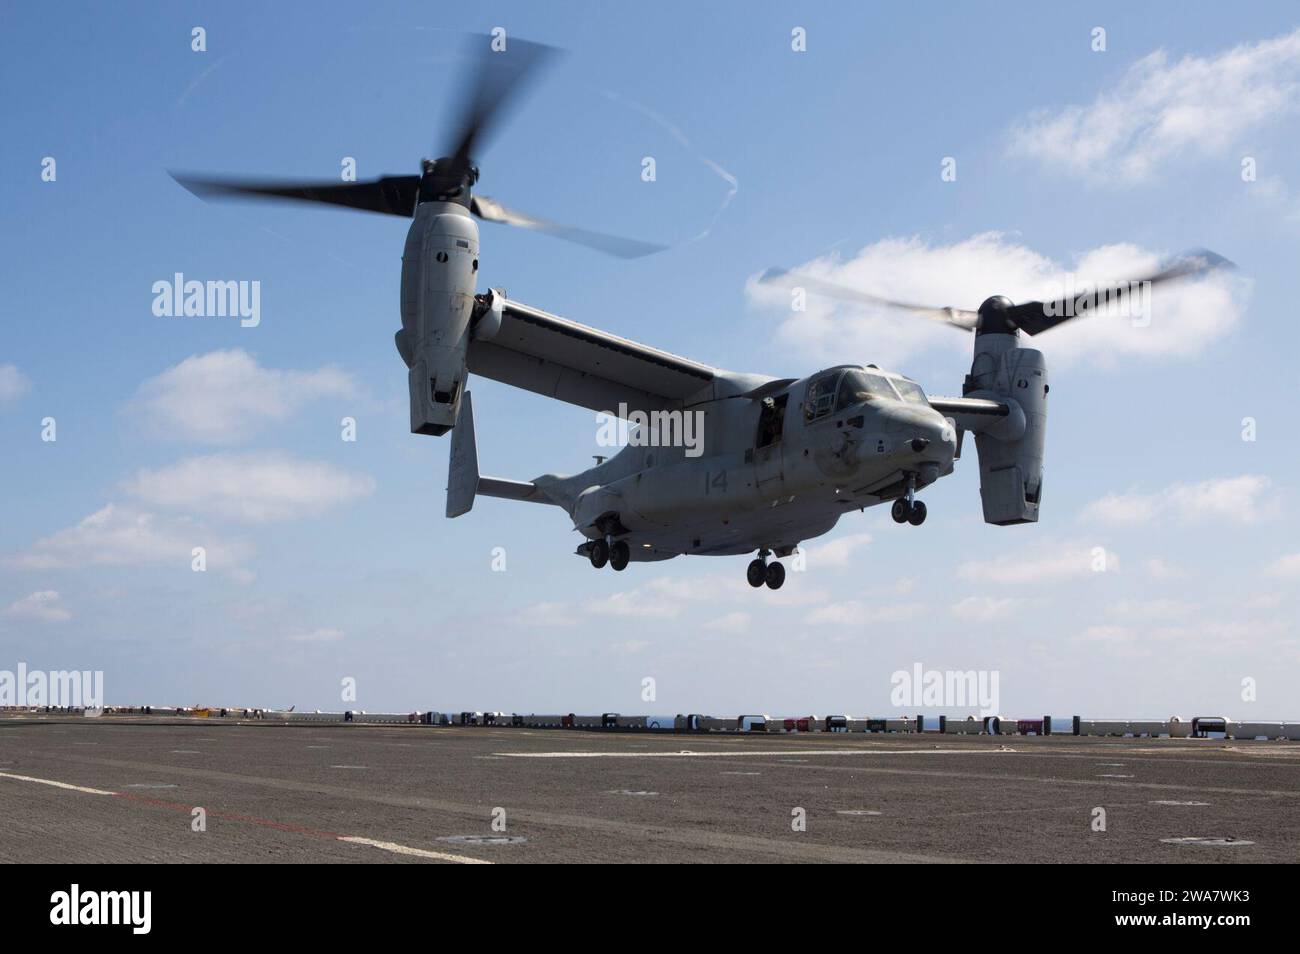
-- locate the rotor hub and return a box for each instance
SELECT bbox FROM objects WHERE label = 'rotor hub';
[418,157,478,207]
[976,295,1019,336]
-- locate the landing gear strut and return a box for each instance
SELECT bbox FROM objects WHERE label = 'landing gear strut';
[747,549,785,590]
[891,475,927,526]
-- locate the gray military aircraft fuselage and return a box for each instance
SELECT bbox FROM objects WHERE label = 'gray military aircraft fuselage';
[452,359,975,590]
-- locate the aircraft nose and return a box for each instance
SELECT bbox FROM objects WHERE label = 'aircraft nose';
[879,404,956,460]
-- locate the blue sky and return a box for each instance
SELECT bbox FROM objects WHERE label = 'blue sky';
[2,1,1297,717]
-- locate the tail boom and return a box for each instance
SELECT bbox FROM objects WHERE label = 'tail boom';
[445,391,555,517]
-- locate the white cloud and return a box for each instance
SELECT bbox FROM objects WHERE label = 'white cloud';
[747,232,1246,370]
[227,567,257,586]
[591,589,681,620]
[587,572,829,619]
[513,601,577,628]
[957,541,1116,585]
[609,639,651,654]
[0,364,31,404]
[1081,475,1274,526]
[1078,625,1136,644]
[1242,592,1283,611]
[1009,29,1300,183]
[1267,553,1300,578]
[891,577,919,596]
[286,628,344,643]
[1245,174,1300,224]
[585,576,720,620]
[514,569,827,632]
[950,596,1021,622]
[122,452,375,523]
[1142,618,1288,651]
[6,504,250,571]
[807,601,923,625]
[1106,599,1197,621]
[132,349,356,443]
[1143,557,1185,580]
[803,533,872,570]
[704,612,752,634]
[4,590,71,623]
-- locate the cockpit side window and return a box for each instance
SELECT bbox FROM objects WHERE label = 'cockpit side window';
[803,371,842,423]
[834,369,898,411]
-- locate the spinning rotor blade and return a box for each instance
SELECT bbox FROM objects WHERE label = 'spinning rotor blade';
[761,248,1234,336]
[471,194,666,259]
[446,37,559,178]
[758,268,979,331]
[1006,248,1236,335]
[172,35,667,257]
[171,172,421,217]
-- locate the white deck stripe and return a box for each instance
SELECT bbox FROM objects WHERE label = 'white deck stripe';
[0,770,116,795]
[338,836,493,864]
[495,748,1007,759]
[0,771,491,864]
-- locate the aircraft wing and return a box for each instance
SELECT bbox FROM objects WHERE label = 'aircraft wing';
[467,299,716,416]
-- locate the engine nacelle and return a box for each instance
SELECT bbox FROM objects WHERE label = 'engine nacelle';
[968,337,1047,525]
[399,204,479,436]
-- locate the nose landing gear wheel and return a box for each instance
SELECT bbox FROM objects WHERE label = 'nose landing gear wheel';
[892,497,928,525]
[589,539,609,569]
[609,540,630,571]
[765,561,786,590]
[746,559,767,588]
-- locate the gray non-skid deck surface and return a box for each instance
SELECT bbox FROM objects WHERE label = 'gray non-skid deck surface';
[1,718,1295,863]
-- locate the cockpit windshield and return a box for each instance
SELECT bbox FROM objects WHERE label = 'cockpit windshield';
[834,369,899,411]
[891,378,929,405]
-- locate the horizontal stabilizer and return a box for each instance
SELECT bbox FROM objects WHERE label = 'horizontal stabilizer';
[479,477,544,502]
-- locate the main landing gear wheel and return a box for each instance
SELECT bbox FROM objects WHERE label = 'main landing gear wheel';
[609,540,630,571]
[892,497,928,526]
[746,559,767,588]
[891,499,909,523]
[765,562,786,590]
[589,539,609,569]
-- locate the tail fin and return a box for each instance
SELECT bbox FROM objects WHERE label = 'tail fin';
[446,392,480,518]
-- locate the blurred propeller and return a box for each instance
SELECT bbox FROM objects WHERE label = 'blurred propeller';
[171,172,420,217]
[760,249,1235,335]
[471,195,666,259]
[1004,248,1235,335]
[170,34,664,258]
[758,268,978,330]
[445,37,557,181]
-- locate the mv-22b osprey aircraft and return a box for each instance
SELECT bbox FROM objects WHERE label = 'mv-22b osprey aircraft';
[176,37,1231,590]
